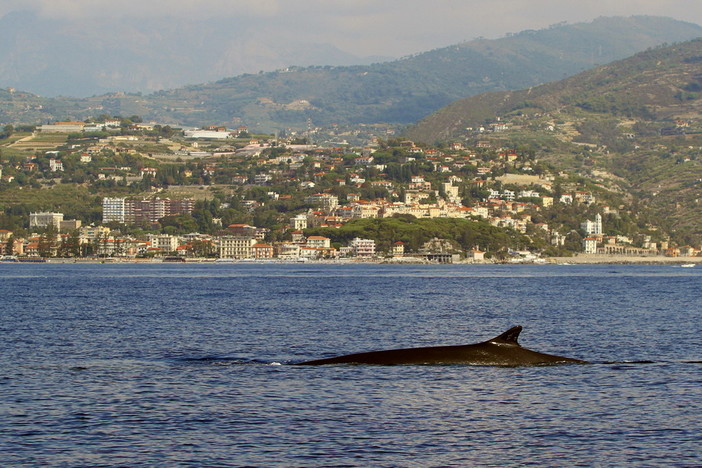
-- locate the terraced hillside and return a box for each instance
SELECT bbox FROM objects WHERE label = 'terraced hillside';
[406,39,702,238]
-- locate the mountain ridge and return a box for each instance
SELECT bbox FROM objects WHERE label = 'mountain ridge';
[1,15,701,130]
[405,38,702,142]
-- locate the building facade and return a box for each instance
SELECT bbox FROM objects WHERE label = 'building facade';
[29,212,64,229]
[102,198,194,224]
[102,198,126,223]
[581,213,603,236]
[148,234,180,254]
[306,236,331,249]
[349,237,376,257]
[304,193,339,213]
[219,236,258,259]
[583,237,598,254]
[290,214,308,230]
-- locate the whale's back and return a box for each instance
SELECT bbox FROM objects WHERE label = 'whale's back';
[296,326,585,366]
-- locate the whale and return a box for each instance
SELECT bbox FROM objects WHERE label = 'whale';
[295,326,586,366]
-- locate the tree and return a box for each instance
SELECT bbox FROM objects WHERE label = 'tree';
[160,215,198,234]
[154,125,177,138]
[94,230,109,257]
[58,230,81,257]
[190,240,215,257]
[304,217,534,256]
[253,209,281,230]
[5,235,15,255]
[1,124,14,139]
[192,208,215,233]
[38,225,58,257]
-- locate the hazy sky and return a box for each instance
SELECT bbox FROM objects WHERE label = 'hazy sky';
[2,0,702,58]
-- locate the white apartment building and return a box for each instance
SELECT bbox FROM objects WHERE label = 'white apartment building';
[583,237,598,254]
[254,174,272,185]
[148,234,180,253]
[349,237,376,257]
[219,236,257,259]
[304,193,339,212]
[102,198,126,223]
[290,214,308,230]
[277,242,301,259]
[49,159,64,172]
[102,197,194,224]
[79,225,111,243]
[306,236,331,249]
[519,190,540,198]
[29,212,64,229]
[442,182,460,203]
[581,213,603,236]
[352,203,380,219]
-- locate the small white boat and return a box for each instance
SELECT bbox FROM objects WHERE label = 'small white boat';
[680,263,695,268]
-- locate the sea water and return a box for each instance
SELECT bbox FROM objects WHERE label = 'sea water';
[0,263,700,467]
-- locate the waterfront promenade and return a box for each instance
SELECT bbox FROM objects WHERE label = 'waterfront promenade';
[546,254,702,264]
[11,254,702,265]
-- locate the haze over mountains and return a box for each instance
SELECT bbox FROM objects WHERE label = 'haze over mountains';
[0,15,701,131]
[0,11,390,97]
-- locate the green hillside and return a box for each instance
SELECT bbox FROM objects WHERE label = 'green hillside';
[2,16,701,131]
[406,39,702,141]
[406,39,702,236]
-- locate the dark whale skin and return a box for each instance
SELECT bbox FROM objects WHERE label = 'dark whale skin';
[295,326,585,366]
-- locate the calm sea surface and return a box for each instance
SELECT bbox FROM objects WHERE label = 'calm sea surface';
[0,263,700,467]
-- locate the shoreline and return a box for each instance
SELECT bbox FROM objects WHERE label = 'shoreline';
[544,254,702,265]
[5,254,701,265]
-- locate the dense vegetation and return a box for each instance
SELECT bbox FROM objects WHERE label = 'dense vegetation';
[305,217,533,256]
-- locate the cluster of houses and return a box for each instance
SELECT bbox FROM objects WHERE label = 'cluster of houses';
[0,209,486,262]
[4,204,695,261]
[295,180,571,248]
[0,214,383,261]
[1,122,249,185]
[579,213,694,257]
[218,225,378,261]
[3,118,698,259]
[201,143,601,245]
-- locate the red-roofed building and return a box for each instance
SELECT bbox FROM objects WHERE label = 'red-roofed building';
[306,236,331,249]
[253,243,274,259]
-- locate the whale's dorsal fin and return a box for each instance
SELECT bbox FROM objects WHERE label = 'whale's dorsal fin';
[488,326,522,346]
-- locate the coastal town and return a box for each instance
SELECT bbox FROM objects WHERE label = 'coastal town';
[0,116,700,263]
